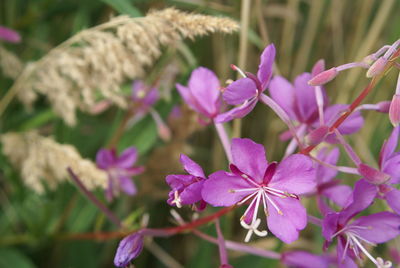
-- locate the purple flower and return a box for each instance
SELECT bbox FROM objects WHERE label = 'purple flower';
[322,179,400,267]
[269,66,363,144]
[166,154,207,210]
[202,138,316,243]
[96,147,144,201]
[315,147,352,213]
[374,126,400,214]
[215,44,275,123]
[176,67,222,122]
[131,80,159,114]
[114,232,144,267]
[0,26,21,43]
[281,251,331,268]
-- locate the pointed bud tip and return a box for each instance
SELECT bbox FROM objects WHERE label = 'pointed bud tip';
[358,163,390,185]
[305,126,330,145]
[308,68,338,86]
[114,232,144,267]
[389,95,400,126]
[366,57,387,78]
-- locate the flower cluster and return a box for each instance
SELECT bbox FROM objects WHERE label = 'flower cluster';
[112,40,400,268]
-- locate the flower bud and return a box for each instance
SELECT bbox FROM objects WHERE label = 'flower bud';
[377,101,391,113]
[358,163,390,185]
[114,232,144,267]
[389,94,400,126]
[308,68,338,86]
[305,126,329,146]
[366,57,387,78]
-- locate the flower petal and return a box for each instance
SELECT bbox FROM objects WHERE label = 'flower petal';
[268,76,297,120]
[201,171,254,206]
[188,67,220,116]
[180,154,205,178]
[166,174,194,190]
[385,187,400,214]
[336,237,358,268]
[323,104,363,136]
[116,147,138,168]
[257,43,276,89]
[322,212,340,241]
[381,126,400,164]
[119,176,137,196]
[339,179,377,224]
[267,196,307,243]
[350,211,400,244]
[269,154,316,195]
[231,138,268,181]
[383,153,400,184]
[223,78,257,105]
[294,73,318,122]
[321,184,352,208]
[96,148,115,169]
[282,251,330,268]
[0,26,21,43]
[176,83,208,116]
[316,147,340,184]
[214,98,257,123]
[180,180,205,205]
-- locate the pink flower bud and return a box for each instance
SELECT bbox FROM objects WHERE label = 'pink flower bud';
[358,163,390,185]
[305,126,329,145]
[366,57,387,78]
[311,59,325,77]
[389,94,400,126]
[377,101,391,113]
[308,68,338,86]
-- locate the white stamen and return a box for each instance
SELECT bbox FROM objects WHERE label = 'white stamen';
[171,191,182,208]
[240,218,268,242]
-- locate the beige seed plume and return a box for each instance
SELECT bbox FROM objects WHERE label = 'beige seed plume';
[1,132,107,193]
[11,8,239,125]
[0,45,23,79]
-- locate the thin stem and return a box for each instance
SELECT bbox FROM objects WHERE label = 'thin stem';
[67,167,123,228]
[193,229,281,260]
[333,129,361,166]
[314,86,325,125]
[309,155,359,175]
[307,215,322,226]
[259,94,303,149]
[234,0,251,138]
[214,121,232,163]
[215,220,229,266]
[300,46,400,155]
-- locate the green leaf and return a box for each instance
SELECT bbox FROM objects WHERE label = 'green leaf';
[0,248,36,268]
[101,0,142,17]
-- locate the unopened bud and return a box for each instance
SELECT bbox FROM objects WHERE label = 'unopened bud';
[308,68,338,86]
[306,126,329,145]
[377,101,391,113]
[366,57,387,78]
[389,94,400,126]
[311,59,325,77]
[358,163,390,185]
[114,232,144,267]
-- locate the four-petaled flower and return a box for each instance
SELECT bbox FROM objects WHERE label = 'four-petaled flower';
[215,44,276,123]
[96,147,144,201]
[202,138,316,243]
[322,179,400,268]
[166,154,207,210]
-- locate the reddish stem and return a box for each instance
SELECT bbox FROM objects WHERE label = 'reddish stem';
[301,47,400,155]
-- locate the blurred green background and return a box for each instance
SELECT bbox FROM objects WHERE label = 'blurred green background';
[1,0,400,267]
